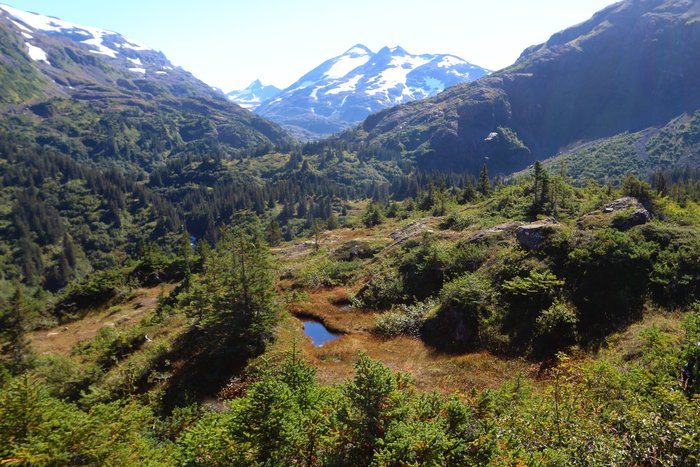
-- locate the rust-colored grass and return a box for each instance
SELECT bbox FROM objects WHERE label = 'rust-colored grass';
[270,287,536,394]
[30,285,177,356]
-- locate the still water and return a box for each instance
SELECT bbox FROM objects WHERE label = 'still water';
[303,319,340,347]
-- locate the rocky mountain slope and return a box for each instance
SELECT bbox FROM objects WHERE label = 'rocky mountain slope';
[339,0,700,176]
[240,44,489,139]
[0,3,290,171]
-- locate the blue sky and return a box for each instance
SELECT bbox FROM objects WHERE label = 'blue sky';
[3,0,616,91]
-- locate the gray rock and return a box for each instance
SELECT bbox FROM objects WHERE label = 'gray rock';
[467,221,523,244]
[516,218,559,250]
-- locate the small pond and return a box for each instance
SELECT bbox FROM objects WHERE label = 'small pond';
[302,319,341,347]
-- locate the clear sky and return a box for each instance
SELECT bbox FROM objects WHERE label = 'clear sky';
[4,0,617,91]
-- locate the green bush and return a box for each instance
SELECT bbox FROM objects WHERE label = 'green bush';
[423,272,497,351]
[533,300,579,355]
[295,256,361,288]
[565,228,656,332]
[352,268,405,309]
[375,299,437,338]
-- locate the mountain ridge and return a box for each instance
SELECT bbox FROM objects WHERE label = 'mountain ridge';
[0,3,291,169]
[339,0,700,175]
[230,43,490,140]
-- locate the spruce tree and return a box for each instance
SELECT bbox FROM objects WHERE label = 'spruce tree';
[477,164,491,196]
[267,219,283,247]
[0,287,31,375]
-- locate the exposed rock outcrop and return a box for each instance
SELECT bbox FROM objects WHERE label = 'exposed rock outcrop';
[515,218,560,250]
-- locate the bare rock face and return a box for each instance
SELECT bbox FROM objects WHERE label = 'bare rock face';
[515,218,560,250]
[467,221,523,244]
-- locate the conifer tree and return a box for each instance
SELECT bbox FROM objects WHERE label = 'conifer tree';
[0,287,31,375]
[267,219,283,247]
[180,229,193,291]
[477,164,491,196]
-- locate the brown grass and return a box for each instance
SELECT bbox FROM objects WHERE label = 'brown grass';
[268,287,536,393]
[30,285,176,356]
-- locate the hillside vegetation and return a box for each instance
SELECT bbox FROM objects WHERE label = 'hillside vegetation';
[1,165,699,465]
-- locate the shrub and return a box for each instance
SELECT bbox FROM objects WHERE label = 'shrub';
[331,240,382,261]
[352,268,405,310]
[375,299,437,338]
[565,228,656,332]
[295,257,361,288]
[533,300,579,355]
[422,272,497,351]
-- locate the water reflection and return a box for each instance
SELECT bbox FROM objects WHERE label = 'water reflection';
[303,319,340,347]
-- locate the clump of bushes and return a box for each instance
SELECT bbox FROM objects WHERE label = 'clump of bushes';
[295,256,362,288]
[375,299,437,337]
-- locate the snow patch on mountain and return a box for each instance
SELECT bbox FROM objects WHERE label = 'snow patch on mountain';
[25,42,48,63]
[226,79,281,110]
[437,56,467,68]
[326,74,363,95]
[324,53,370,79]
[366,55,431,97]
[0,3,151,59]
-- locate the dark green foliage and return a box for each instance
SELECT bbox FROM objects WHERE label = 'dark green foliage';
[161,221,279,407]
[352,268,404,310]
[362,201,383,228]
[530,160,551,215]
[266,218,283,247]
[397,233,449,301]
[0,134,182,292]
[565,228,656,334]
[477,163,491,196]
[621,174,655,210]
[0,288,31,379]
[331,240,381,262]
[184,221,278,346]
[423,271,497,351]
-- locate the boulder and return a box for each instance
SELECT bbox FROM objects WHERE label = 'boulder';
[516,218,560,250]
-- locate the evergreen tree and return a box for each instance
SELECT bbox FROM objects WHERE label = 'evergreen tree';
[477,164,491,196]
[362,202,383,228]
[0,287,31,376]
[461,178,477,203]
[531,160,551,214]
[180,229,193,291]
[327,212,339,230]
[185,221,278,352]
[267,218,283,247]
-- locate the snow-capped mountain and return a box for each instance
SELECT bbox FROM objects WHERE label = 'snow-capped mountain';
[252,44,490,139]
[0,4,289,149]
[227,80,281,110]
[0,4,175,76]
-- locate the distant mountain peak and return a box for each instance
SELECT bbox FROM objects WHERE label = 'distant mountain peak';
[344,44,372,56]
[227,80,281,110]
[251,44,490,139]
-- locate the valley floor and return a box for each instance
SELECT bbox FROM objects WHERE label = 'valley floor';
[272,286,535,393]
